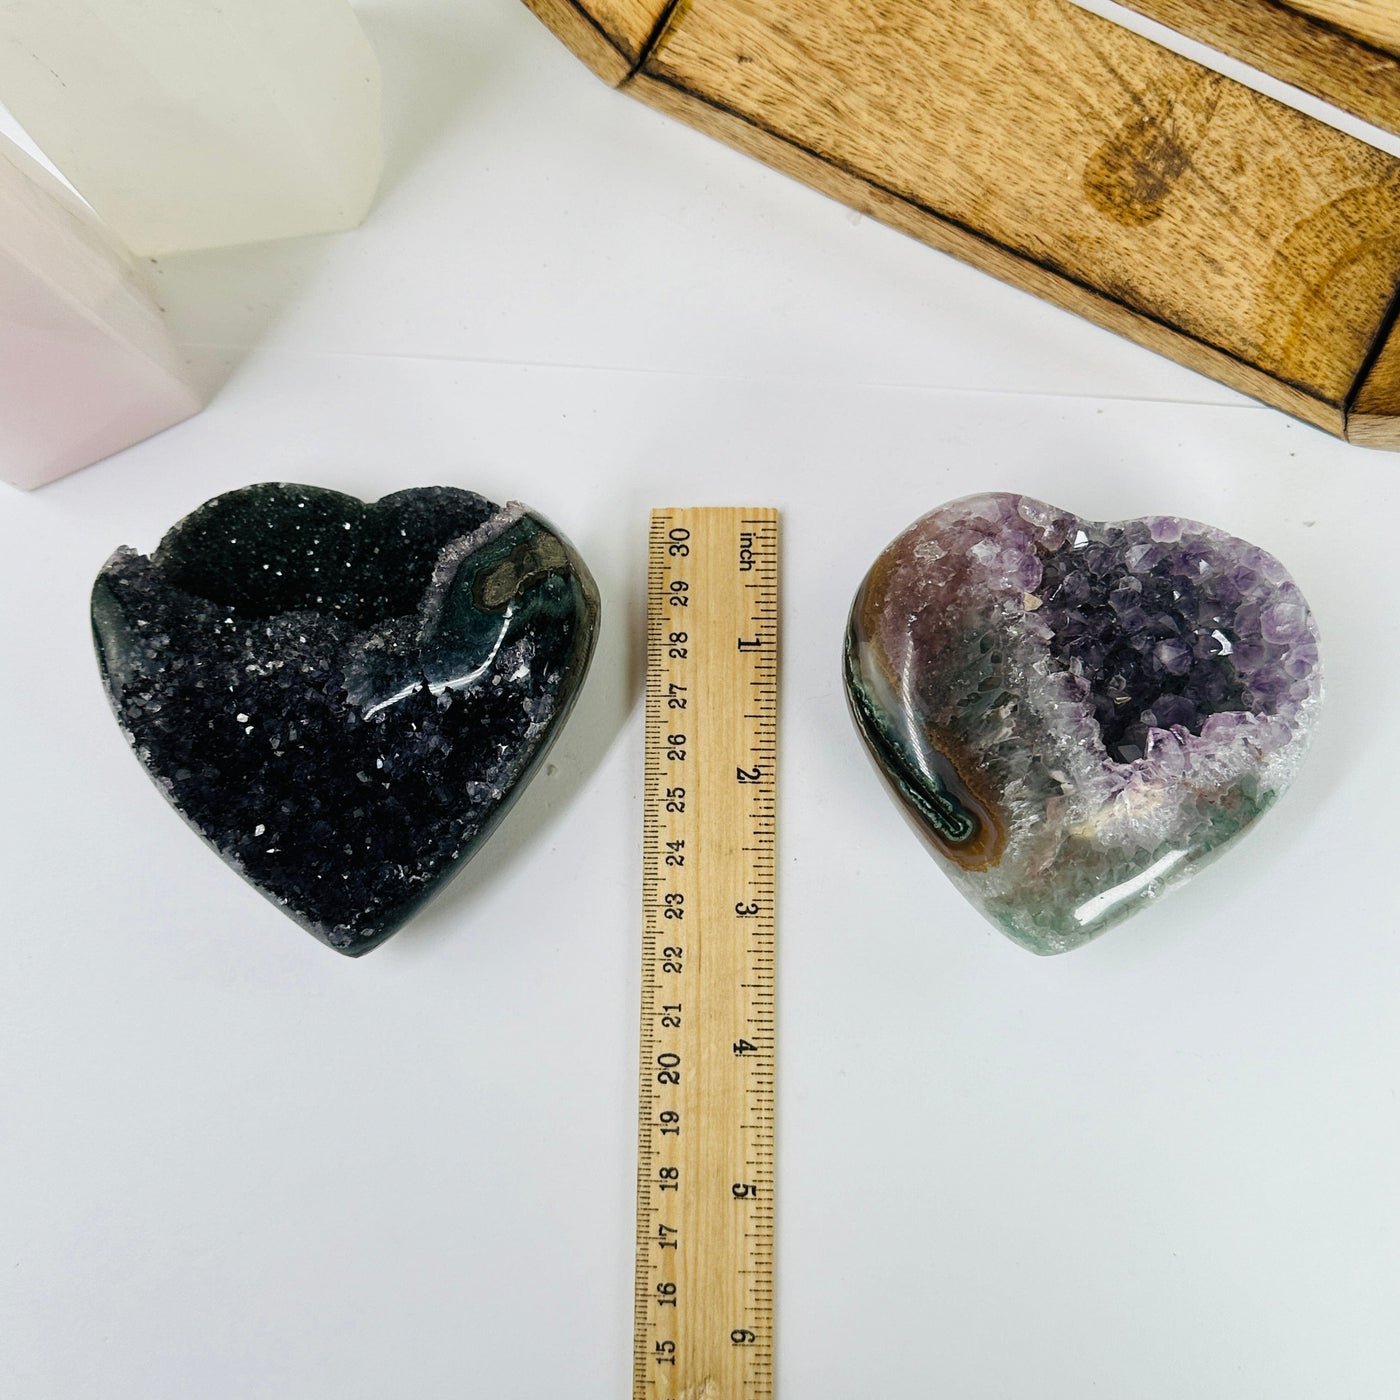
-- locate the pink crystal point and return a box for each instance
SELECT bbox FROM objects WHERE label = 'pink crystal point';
[0,135,202,490]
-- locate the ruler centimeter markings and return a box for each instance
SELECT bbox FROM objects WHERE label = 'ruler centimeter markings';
[636,508,779,1400]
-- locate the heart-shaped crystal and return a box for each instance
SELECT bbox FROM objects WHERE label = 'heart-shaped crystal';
[844,493,1321,953]
[92,484,600,955]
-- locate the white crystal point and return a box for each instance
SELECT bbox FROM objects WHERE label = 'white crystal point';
[0,134,203,490]
[0,0,383,256]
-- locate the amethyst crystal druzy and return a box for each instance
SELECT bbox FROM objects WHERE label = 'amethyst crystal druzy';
[92,484,600,955]
[844,494,1321,954]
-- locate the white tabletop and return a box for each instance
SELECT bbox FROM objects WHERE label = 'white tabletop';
[4,1,1400,1395]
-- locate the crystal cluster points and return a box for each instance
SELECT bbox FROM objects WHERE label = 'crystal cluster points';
[844,493,1321,953]
[92,484,600,955]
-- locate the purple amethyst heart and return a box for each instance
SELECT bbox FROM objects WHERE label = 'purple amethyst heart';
[844,494,1321,953]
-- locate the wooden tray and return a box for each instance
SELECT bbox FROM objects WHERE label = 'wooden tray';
[523,0,1400,447]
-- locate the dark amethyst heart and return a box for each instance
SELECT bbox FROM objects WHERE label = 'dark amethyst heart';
[92,484,600,955]
[845,493,1321,953]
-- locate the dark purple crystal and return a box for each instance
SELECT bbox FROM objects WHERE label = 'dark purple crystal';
[92,484,600,955]
[1037,528,1253,764]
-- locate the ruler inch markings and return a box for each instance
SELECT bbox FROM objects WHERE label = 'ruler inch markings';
[635,508,779,1400]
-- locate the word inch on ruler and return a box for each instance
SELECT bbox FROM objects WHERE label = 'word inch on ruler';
[636,507,779,1400]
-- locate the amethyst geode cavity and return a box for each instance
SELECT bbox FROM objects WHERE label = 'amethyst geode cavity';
[92,484,600,955]
[845,494,1321,954]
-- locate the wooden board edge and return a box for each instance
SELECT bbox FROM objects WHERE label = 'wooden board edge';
[1345,412,1400,448]
[625,69,1348,440]
[1347,304,1400,446]
[519,0,634,85]
[1117,0,1400,137]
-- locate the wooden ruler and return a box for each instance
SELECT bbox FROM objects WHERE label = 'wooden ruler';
[635,508,779,1400]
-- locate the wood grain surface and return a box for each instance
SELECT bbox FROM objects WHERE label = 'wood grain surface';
[1120,0,1400,138]
[1291,0,1400,53]
[524,0,1400,445]
[1349,315,1400,445]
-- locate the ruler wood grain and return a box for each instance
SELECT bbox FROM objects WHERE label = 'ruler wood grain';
[636,508,778,1400]
[522,0,1400,446]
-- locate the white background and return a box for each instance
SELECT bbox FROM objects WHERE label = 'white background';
[4,1,1400,1395]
